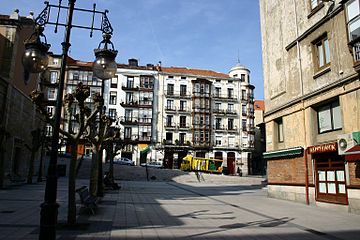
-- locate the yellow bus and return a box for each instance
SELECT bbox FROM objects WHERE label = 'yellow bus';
[180,155,223,174]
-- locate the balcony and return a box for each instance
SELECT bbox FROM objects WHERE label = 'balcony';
[138,135,151,143]
[164,123,176,130]
[213,108,225,114]
[119,116,138,125]
[165,106,177,112]
[213,124,226,132]
[226,109,237,115]
[138,117,152,125]
[120,101,139,108]
[177,107,191,114]
[227,126,238,132]
[178,124,190,130]
[122,84,139,91]
[212,94,237,102]
[139,99,153,108]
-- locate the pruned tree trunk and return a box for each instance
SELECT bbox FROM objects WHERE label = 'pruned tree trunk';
[67,141,78,225]
[89,144,100,196]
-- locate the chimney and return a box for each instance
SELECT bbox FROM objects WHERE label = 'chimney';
[128,58,138,67]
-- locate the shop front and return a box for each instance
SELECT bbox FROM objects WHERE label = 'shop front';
[308,142,348,205]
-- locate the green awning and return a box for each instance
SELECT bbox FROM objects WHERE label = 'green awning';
[140,146,151,155]
[263,147,303,159]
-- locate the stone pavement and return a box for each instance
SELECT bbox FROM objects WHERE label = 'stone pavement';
[1,177,360,239]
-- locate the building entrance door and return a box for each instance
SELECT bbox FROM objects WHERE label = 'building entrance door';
[227,152,235,175]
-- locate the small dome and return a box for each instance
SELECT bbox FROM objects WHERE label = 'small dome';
[230,63,249,72]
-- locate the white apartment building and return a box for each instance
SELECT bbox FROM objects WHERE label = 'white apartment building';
[152,63,255,175]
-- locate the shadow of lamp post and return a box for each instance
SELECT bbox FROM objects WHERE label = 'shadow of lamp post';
[21,1,117,239]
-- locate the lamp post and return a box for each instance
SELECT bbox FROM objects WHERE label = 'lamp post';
[22,1,117,239]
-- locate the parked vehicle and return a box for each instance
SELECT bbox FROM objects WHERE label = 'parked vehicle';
[180,155,223,174]
[140,161,163,168]
[113,157,135,166]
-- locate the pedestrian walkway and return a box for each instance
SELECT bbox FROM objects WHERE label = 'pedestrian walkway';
[1,178,360,239]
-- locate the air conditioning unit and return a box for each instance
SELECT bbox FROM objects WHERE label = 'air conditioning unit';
[337,132,360,155]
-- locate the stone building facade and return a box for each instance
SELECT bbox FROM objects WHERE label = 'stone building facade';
[0,10,44,186]
[260,0,360,213]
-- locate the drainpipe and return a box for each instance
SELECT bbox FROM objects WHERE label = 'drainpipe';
[293,0,309,205]
[304,148,310,205]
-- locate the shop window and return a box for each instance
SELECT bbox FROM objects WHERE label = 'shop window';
[317,100,342,133]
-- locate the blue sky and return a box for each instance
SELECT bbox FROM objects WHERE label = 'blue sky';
[1,0,264,99]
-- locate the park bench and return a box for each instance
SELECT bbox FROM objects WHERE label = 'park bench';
[76,186,97,214]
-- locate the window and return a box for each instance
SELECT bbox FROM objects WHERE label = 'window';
[275,118,284,142]
[167,84,174,95]
[240,74,246,82]
[242,90,246,100]
[317,100,342,133]
[166,115,173,127]
[180,116,186,128]
[124,127,132,139]
[310,0,322,10]
[215,118,221,129]
[215,103,221,111]
[228,103,234,112]
[216,136,222,146]
[50,71,58,84]
[48,88,57,100]
[215,87,221,97]
[228,88,234,98]
[47,106,54,117]
[125,109,133,121]
[179,101,187,111]
[180,85,187,96]
[45,125,53,137]
[179,133,186,144]
[167,100,174,110]
[109,91,117,105]
[52,58,59,65]
[242,119,247,130]
[228,118,234,130]
[73,71,79,80]
[346,0,360,61]
[111,77,118,88]
[313,35,331,71]
[126,92,133,104]
[166,132,173,144]
[140,76,153,89]
[127,77,134,88]
[108,109,116,119]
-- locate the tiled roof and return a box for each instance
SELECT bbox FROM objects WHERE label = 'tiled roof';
[254,100,265,110]
[161,66,229,78]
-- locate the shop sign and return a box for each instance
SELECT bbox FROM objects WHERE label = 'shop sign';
[308,142,337,154]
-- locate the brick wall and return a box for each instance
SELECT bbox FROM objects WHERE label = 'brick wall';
[349,162,360,186]
[268,156,306,185]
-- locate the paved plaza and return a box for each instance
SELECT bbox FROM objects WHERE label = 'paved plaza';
[1,176,360,239]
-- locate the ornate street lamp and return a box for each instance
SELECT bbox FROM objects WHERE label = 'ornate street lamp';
[22,1,116,239]
[22,25,50,73]
[93,33,118,80]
